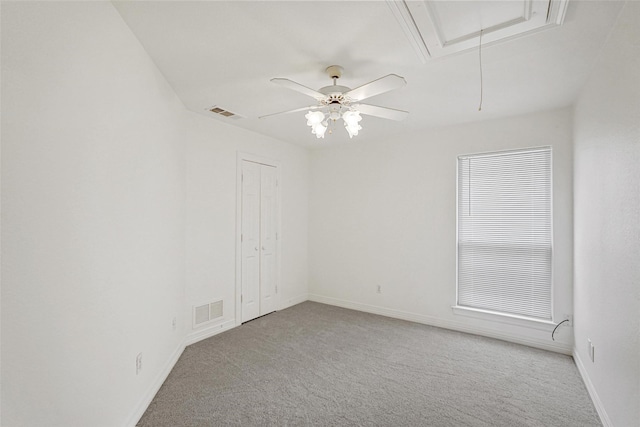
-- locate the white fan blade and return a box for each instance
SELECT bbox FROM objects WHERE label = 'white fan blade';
[259,105,321,119]
[353,104,409,121]
[271,78,326,101]
[345,74,406,102]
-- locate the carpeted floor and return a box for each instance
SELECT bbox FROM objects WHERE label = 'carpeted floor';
[138,301,600,426]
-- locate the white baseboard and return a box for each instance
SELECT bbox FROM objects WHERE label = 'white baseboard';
[125,319,236,426]
[125,295,575,427]
[187,295,307,348]
[573,348,611,426]
[124,341,185,427]
[185,318,236,346]
[279,293,309,311]
[308,294,572,355]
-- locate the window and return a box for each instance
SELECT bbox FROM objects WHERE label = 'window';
[457,147,552,320]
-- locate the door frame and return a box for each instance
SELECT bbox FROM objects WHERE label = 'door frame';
[235,152,281,326]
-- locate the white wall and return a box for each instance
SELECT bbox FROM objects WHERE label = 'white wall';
[309,108,575,353]
[0,3,3,423]
[573,2,640,426]
[1,2,187,425]
[184,111,309,344]
[1,3,309,425]
[3,1,635,426]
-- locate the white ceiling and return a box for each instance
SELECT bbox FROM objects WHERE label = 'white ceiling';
[113,1,623,148]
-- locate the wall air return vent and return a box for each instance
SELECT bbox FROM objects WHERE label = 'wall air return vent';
[207,105,243,119]
[193,300,224,328]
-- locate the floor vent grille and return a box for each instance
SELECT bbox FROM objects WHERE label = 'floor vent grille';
[193,300,223,328]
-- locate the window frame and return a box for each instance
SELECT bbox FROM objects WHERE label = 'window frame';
[454,146,555,326]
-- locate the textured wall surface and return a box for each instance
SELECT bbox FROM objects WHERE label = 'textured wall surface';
[184,108,310,341]
[1,3,187,425]
[1,2,309,425]
[573,2,640,426]
[309,108,575,353]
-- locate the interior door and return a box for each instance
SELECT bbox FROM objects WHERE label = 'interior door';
[241,161,261,322]
[240,160,278,323]
[259,165,277,315]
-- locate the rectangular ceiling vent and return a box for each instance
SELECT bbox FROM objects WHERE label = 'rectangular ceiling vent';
[207,105,243,120]
[193,300,223,328]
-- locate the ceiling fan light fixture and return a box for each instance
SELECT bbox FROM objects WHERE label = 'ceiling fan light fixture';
[305,110,325,126]
[329,111,341,121]
[306,110,327,138]
[344,122,362,138]
[264,66,407,141]
[343,110,363,138]
[312,122,327,138]
[342,110,362,126]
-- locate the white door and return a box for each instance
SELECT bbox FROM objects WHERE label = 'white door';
[241,161,261,322]
[241,160,278,322]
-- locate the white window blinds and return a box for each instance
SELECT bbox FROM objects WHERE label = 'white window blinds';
[457,147,552,320]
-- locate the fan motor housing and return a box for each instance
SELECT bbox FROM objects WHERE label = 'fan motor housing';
[319,85,351,105]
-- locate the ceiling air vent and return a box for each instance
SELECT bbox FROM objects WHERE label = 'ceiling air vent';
[207,105,242,119]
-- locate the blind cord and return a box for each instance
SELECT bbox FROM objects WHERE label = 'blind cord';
[551,319,569,341]
[468,160,471,216]
[478,29,484,112]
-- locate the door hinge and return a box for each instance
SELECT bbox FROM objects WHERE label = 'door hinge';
[241,233,243,242]
[241,173,244,182]
[276,232,278,240]
[241,294,243,303]
[275,286,278,294]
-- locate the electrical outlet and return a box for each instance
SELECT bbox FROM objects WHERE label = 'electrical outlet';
[587,339,595,362]
[564,314,573,327]
[172,317,177,331]
[377,285,382,294]
[136,353,143,375]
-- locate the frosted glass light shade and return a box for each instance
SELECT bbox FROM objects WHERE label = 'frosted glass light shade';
[305,111,325,126]
[304,109,364,139]
[305,110,327,138]
[312,123,327,138]
[343,110,362,138]
[342,110,362,126]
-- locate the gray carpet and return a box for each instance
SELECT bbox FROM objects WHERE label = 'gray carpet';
[138,302,600,426]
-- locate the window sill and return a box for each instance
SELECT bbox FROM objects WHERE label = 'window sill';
[451,305,557,331]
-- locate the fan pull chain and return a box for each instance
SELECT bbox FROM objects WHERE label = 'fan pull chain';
[478,29,484,112]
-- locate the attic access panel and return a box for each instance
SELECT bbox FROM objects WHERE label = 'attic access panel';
[388,0,569,61]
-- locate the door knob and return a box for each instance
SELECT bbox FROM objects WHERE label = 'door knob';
[255,247,258,251]
[262,246,266,250]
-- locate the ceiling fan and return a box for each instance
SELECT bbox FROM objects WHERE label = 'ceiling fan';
[259,65,408,139]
